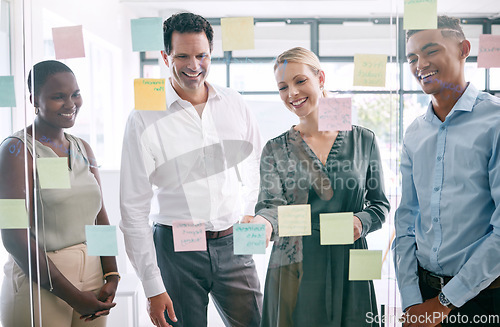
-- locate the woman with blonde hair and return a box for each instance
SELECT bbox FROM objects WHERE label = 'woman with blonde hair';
[245,47,390,326]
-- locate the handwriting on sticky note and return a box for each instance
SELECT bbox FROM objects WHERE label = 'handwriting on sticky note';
[52,25,85,59]
[0,199,28,229]
[221,17,255,51]
[234,224,266,255]
[354,54,387,87]
[172,221,207,252]
[86,225,118,256]
[320,212,354,245]
[37,158,71,189]
[349,249,382,280]
[278,204,311,237]
[130,17,164,52]
[318,97,352,131]
[0,76,16,107]
[478,34,500,68]
[134,78,166,111]
[403,0,437,30]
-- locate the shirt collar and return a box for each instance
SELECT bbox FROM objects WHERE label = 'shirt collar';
[165,78,220,109]
[423,83,479,122]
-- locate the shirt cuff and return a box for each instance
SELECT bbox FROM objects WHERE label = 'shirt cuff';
[442,276,476,308]
[400,284,423,311]
[142,275,167,299]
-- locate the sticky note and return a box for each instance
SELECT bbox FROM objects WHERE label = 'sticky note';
[353,54,387,87]
[0,76,16,107]
[403,0,437,30]
[320,212,354,245]
[349,249,382,280]
[37,158,71,189]
[221,17,255,51]
[0,199,28,229]
[130,17,164,52]
[52,25,85,59]
[234,224,266,255]
[318,97,352,131]
[278,204,311,237]
[478,34,500,68]
[134,78,166,111]
[172,221,207,252]
[86,225,118,256]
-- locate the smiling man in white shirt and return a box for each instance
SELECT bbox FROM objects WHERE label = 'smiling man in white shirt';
[120,12,263,327]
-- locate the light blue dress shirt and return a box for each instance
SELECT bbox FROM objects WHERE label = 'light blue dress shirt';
[393,84,500,310]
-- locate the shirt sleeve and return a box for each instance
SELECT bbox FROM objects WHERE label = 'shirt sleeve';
[354,134,390,237]
[392,143,423,311]
[238,97,263,216]
[119,111,166,298]
[442,128,500,307]
[254,141,287,241]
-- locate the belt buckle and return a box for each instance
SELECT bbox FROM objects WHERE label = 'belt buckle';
[429,271,445,289]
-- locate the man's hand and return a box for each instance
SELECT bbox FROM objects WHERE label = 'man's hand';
[148,292,177,327]
[241,215,273,247]
[353,215,363,241]
[402,296,451,327]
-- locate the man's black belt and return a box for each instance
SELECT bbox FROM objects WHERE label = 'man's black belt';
[418,266,500,290]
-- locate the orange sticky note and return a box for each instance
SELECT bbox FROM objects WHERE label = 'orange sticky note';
[52,25,85,59]
[134,78,166,111]
[221,17,255,51]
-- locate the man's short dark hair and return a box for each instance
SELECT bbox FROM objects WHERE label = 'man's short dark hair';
[406,15,466,42]
[27,60,74,96]
[163,12,214,54]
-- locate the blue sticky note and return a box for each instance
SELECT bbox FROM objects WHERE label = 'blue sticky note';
[0,76,16,107]
[233,224,266,255]
[85,225,118,256]
[130,17,164,52]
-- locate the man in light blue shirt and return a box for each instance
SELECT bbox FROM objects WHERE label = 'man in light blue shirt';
[393,16,500,326]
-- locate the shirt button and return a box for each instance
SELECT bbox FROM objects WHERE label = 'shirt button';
[433,248,437,252]
[433,217,438,222]
[440,126,445,131]
[434,187,440,192]
[437,156,442,161]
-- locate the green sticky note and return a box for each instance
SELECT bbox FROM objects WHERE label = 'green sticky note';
[0,199,28,229]
[37,158,71,189]
[349,249,382,280]
[221,17,255,51]
[85,225,118,256]
[278,204,311,237]
[320,212,354,245]
[0,76,16,107]
[403,0,437,30]
[353,54,387,87]
[233,224,266,255]
[130,17,164,52]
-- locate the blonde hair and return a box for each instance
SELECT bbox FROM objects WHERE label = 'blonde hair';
[274,47,327,97]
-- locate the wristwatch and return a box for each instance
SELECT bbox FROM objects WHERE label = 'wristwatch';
[438,292,455,309]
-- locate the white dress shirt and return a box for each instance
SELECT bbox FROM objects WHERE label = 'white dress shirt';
[120,79,262,297]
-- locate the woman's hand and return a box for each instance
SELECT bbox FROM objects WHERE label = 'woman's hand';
[80,278,119,321]
[353,215,363,241]
[74,290,116,319]
[241,215,273,247]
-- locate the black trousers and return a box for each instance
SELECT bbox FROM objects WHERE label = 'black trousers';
[153,223,263,327]
[420,278,500,326]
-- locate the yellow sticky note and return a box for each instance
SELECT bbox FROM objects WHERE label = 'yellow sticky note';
[349,249,382,280]
[354,54,387,87]
[278,204,311,237]
[221,17,255,51]
[403,0,437,30]
[0,199,28,229]
[37,158,71,189]
[320,212,354,245]
[134,78,166,111]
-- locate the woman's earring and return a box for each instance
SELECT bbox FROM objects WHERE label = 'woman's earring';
[35,107,39,115]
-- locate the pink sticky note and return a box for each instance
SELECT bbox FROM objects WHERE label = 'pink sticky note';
[52,25,85,59]
[172,221,207,252]
[318,97,352,131]
[478,34,500,68]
